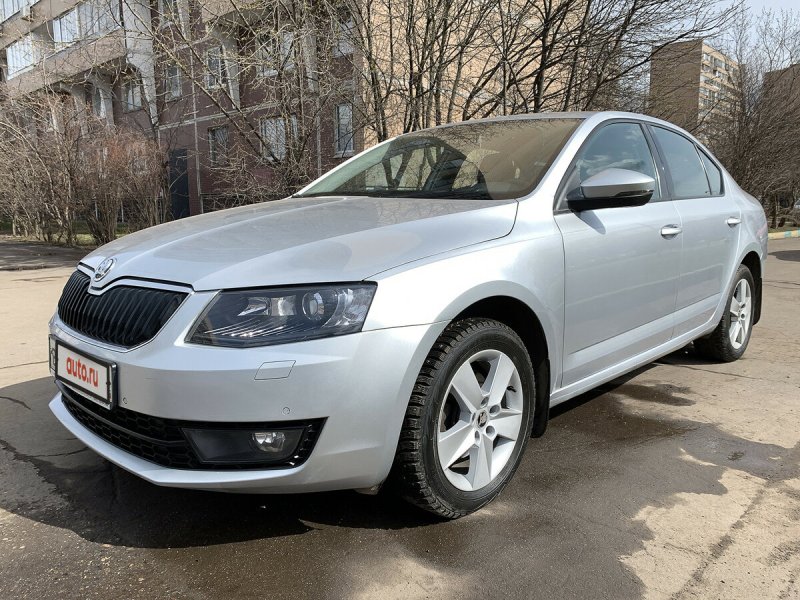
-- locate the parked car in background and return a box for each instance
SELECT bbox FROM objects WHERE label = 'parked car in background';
[48,111,767,518]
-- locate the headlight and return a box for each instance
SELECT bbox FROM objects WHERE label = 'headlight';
[187,283,377,347]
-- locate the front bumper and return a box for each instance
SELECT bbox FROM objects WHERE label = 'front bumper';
[49,316,445,493]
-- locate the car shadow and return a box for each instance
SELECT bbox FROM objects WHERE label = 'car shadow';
[1,346,795,598]
[769,249,800,262]
[0,377,437,550]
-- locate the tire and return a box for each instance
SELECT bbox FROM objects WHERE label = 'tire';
[694,264,755,362]
[391,318,536,519]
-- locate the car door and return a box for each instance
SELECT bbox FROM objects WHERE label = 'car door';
[648,126,742,337]
[554,121,682,388]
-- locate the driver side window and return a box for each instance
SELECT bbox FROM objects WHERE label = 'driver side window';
[564,122,660,203]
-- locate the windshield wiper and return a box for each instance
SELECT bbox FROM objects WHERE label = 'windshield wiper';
[294,189,496,200]
[293,191,365,198]
[421,191,493,200]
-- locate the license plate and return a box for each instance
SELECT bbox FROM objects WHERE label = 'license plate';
[50,337,116,409]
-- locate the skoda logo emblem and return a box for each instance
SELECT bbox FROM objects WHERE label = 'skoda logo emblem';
[94,257,116,281]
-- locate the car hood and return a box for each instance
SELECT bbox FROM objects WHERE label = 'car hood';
[82,196,518,291]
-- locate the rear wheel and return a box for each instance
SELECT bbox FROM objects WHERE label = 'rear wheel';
[391,318,535,519]
[694,264,755,362]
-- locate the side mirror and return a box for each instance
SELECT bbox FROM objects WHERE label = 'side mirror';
[566,168,655,211]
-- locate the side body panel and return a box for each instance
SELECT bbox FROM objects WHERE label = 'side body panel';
[671,195,741,336]
[555,202,683,387]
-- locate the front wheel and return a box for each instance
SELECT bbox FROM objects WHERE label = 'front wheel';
[694,264,755,362]
[390,318,535,519]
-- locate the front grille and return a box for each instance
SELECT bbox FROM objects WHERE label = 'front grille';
[57,270,187,347]
[59,384,324,470]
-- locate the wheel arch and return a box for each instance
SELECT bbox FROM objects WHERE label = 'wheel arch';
[740,250,762,325]
[451,295,552,438]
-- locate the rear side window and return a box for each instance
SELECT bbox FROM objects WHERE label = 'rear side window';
[651,126,710,199]
[567,122,660,201]
[699,150,723,195]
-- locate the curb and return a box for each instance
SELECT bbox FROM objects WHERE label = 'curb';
[768,229,800,240]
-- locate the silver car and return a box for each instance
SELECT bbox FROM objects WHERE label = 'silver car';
[48,111,767,518]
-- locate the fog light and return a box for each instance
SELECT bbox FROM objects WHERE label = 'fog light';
[183,427,304,465]
[252,431,286,452]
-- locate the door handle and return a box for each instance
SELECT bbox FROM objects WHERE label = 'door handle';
[726,217,742,227]
[660,225,682,238]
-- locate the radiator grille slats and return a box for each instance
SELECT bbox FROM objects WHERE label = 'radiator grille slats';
[57,270,187,347]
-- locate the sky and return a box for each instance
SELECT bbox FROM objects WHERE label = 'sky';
[745,0,797,12]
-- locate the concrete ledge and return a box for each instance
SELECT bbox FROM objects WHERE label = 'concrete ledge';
[768,229,800,240]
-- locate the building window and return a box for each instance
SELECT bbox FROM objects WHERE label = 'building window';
[78,0,118,38]
[334,103,354,155]
[257,31,294,77]
[52,0,117,49]
[334,12,354,56]
[208,126,229,166]
[122,78,142,111]
[53,9,80,48]
[6,35,36,78]
[206,46,226,89]
[92,85,106,117]
[96,0,119,34]
[158,0,179,24]
[164,64,182,100]
[1,0,25,24]
[260,115,297,161]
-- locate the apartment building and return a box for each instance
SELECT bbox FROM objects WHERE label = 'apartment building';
[0,0,359,217]
[649,39,739,136]
[763,62,800,210]
[764,63,800,108]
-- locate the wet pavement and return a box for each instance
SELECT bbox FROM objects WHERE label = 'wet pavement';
[1,238,799,599]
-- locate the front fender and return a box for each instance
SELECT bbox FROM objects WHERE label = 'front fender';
[363,235,565,392]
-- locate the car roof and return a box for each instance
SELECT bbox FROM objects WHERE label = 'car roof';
[418,110,681,131]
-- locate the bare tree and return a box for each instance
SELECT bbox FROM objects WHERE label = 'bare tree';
[330,0,740,143]
[118,0,356,207]
[0,0,760,240]
[705,8,800,225]
[0,93,165,245]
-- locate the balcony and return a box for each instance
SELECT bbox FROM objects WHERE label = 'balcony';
[0,0,80,50]
[200,0,265,25]
[5,27,126,96]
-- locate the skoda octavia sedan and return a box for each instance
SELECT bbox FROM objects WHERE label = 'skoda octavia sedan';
[48,112,767,518]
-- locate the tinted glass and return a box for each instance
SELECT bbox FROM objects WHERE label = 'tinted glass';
[565,122,659,201]
[296,119,581,200]
[652,126,711,199]
[699,150,723,195]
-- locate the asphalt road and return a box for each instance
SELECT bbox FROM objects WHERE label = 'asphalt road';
[1,238,799,599]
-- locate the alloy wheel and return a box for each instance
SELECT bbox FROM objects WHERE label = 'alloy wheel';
[436,349,524,492]
[728,278,752,350]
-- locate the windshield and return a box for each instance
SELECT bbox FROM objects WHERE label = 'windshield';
[295,118,581,200]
